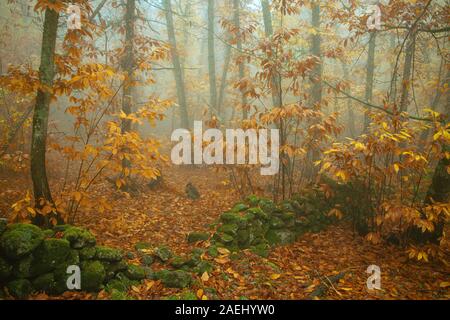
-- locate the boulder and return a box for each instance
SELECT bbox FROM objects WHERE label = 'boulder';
[269,217,285,229]
[95,246,123,262]
[246,195,260,206]
[125,264,146,280]
[134,241,152,251]
[154,246,173,262]
[231,203,248,212]
[32,273,58,294]
[63,227,96,249]
[250,243,270,258]
[141,255,154,266]
[0,256,12,280]
[217,224,239,236]
[155,270,192,288]
[187,232,209,243]
[79,246,96,260]
[6,279,32,299]
[104,260,128,280]
[220,212,243,225]
[80,260,105,291]
[265,229,296,245]
[12,255,33,278]
[0,224,44,260]
[31,238,71,275]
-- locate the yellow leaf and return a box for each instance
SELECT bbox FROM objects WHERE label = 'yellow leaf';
[196,289,204,299]
[202,295,208,300]
[217,247,230,255]
[201,271,209,282]
[439,282,450,288]
[270,274,281,280]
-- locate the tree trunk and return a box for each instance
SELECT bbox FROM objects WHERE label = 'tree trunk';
[310,1,322,109]
[261,0,281,108]
[217,43,231,117]
[30,4,60,226]
[163,0,190,128]
[364,31,376,131]
[207,0,217,115]
[399,31,416,112]
[342,62,355,138]
[233,0,248,119]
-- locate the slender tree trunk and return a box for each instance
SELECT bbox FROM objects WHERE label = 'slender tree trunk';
[217,43,231,117]
[163,0,190,128]
[30,4,60,226]
[310,1,322,109]
[207,0,217,115]
[364,31,377,131]
[233,0,248,119]
[399,31,416,112]
[261,0,281,108]
[342,62,355,138]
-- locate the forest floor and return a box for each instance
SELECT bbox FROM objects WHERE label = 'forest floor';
[0,165,449,300]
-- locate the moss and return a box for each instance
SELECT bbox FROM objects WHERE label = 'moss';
[0,218,7,236]
[170,256,188,269]
[125,264,146,280]
[104,260,128,280]
[31,238,71,275]
[155,270,193,288]
[0,223,44,260]
[187,232,209,243]
[63,227,96,249]
[250,243,270,258]
[247,207,268,220]
[258,198,276,213]
[180,290,197,300]
[246,195,260,206]
[207,245,219,258]
[105,278,130,293]
[141,255,154,266]
[217,224,239,236]
[12,255,33,278]
[79,246,96,260]
[0,256,12,280]
[80,260,106,292]
[269,217,285,229]
[154,246,173,262]
[95,246,123,262]
[32,273,58,294]
[134,241,152,251]
[265,229,296,245]
[6,279,32,299]
[42,229,55,238]
[109,289,133,300]
[192,261,213,275]
[220,212,243,224]
[231,203,249,212]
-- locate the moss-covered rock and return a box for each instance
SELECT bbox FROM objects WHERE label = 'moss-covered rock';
[246,195,260,207]
[106,278,129,293]
[79,246,96,260]
[0,256,12,280]
[134,242,152,251]
[247,207,269,220]
[104,260,128,280]
[6,279,32,299]
[154,246,173,262]
[32,273,58,294]
[12,255,33,278]
[0,218,8,235]
[141,255,154,266]
[125,264,146,281]
[187,232,209,243]
[214,232,234,244]
[80,260,105,291]
[170,256,188,269]
[31,238,71,275]
[192,261,213,275]
[250,243,270,258]
[207,245,219,258]
[231,203,249,212]
[269,217,285,229]
[220,212,243,224]
[258,198,276,213]
[265,229,296,245]
[155,270,193,288]
[96,246,123,262]
[63,227,96,249]
[109,289,133,300]
[0,224,44,260]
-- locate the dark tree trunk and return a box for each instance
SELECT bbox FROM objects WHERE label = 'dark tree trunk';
[399,31,416,112]
[364,31,376,132]
[30,4,60,226]
[163,0,190,128]
[207,0,217,115]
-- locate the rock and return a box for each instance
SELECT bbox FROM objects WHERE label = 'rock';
[0,218,8,235]
[187,232,209,243]
[236,229,250,246]
[141,255,154,266]
[170,256,188,269]
[31,238,71,275]
[104,260,128,280]
[126,252,135,260]
[269,217,285,229]
[96,246,123,262]
[247,207,269,220]
[63,227,96,249]
[106,278,129,293]
[258,198,276,213]
[143,267,154,280]
[250,243,270,257]
[155,270,193,288]
[215,233,234,244]
[0,224,44,260]
[6,279,32,298]
[231,203,248,212]
[217,224,239,236]
[207,245,219,258]
[12,255,33,278]
[192,261,213,275]
[32,273,58,294]
[220,212,243,225]
[0,256,12,280]
[185,182,200,200]
[80,260,106,291]
[154,246,173,262]
[134,241,152,252]
[125,264,146,280]
[265,229,296,245]
[246,195,260,206]
[79,246,96,260]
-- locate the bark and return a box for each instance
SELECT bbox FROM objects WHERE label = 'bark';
[342,63,355,138]
[261,0,281,108]
[217,43,231,117]
[233,0,248,119]
[30,4,60,226]
[207,0,218,114]
[310,1,322,109]
[163,0,190,128]
[364,31,377,131]
[399,31,416,112]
